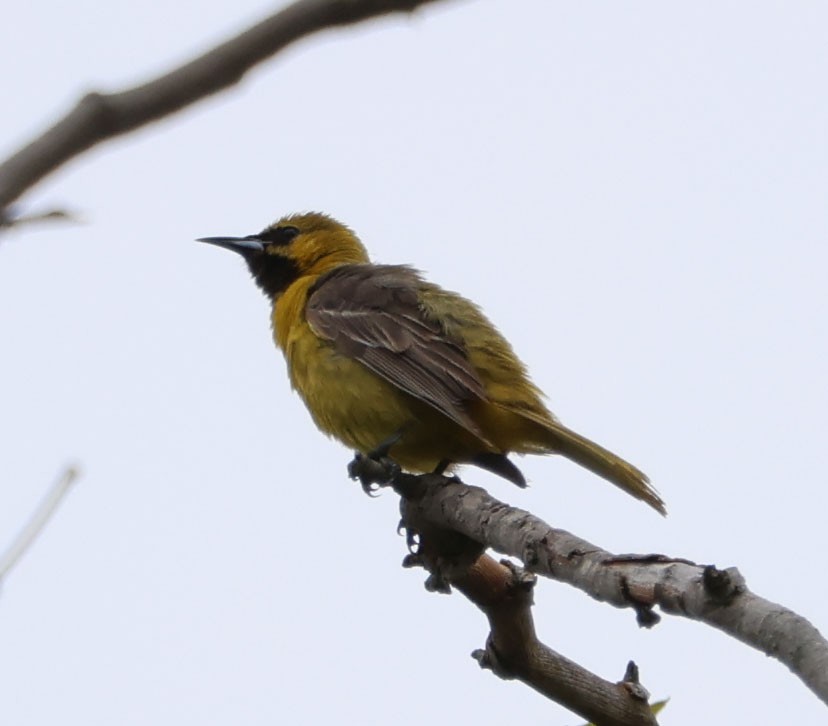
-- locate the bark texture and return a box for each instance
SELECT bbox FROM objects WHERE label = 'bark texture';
[368,466,828,710]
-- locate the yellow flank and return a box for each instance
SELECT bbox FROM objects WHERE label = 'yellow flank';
[201,212,666,514]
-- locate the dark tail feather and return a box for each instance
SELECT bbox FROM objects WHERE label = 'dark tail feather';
[471,452,527,488]
[546,422,666,515]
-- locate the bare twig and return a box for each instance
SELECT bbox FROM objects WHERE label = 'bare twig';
[419,551,658,726]
[0,466,79,586]
[355,465,828,709]
[0,207,83,231]
[0,0,455,210]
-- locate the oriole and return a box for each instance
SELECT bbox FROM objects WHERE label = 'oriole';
[199,212,665,514]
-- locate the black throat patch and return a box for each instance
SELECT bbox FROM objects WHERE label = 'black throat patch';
[246,253,301,299]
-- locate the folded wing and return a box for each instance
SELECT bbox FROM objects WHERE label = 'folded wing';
[305,264,492,444]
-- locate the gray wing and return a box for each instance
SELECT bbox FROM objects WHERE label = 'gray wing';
[305,264,490,441]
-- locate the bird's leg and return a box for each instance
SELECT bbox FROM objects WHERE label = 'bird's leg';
[347,430,404,495]
[367,429,404,460]
[433,458,462,483]
[433,459,451,475]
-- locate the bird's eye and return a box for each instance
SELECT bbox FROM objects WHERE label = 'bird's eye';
[258,225,300,246]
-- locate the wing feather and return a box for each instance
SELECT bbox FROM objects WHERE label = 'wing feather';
[306,264,490,441]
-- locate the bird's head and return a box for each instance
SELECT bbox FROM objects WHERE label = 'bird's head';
[199,212,370,299]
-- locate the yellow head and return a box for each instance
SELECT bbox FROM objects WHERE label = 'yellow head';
[199,212,370,299]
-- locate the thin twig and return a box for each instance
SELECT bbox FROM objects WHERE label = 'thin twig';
[0,466,80,584]
[0,207,83,232]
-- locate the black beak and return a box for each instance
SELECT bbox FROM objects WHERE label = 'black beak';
[197,234,264,255]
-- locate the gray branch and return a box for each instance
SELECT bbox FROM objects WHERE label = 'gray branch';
[0,0,454,210]
[404,545,659,726]
[0,466,79,587]
[385,470,828,708]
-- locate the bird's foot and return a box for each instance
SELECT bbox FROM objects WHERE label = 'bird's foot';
[347,433,404,495]
[348,452,401,495]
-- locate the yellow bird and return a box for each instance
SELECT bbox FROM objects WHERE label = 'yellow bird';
[199,212,665,514]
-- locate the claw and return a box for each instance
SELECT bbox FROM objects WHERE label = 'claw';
[363,480,382,497]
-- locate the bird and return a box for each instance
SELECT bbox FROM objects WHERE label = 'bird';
[199,212,665,514]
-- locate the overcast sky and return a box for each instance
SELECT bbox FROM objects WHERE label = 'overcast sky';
[1,2,827,724]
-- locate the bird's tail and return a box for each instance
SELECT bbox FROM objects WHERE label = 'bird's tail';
[544,422,666,515]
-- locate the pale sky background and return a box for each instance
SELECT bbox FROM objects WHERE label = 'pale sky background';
[1,2,826,724]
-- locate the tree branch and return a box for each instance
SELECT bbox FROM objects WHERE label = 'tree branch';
[410,548,658,726]
[349,456,659,725]
[0,466,79,588]
[351,462,828,710]
[0,0,455,210]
